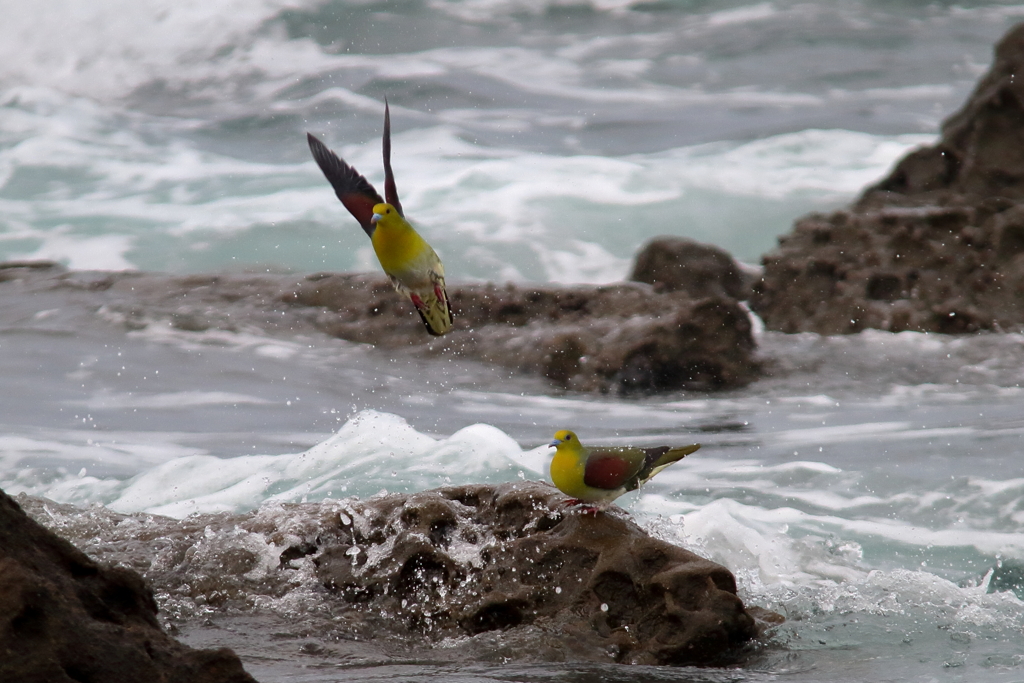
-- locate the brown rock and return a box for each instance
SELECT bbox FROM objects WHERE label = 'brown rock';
[863,23,1024,204]
[630,236,749,299]
[1,266,761,392]
[285,277,760,392]
[313,482,770,664]
[0,488,256,683]
[18,484,780,667]
[752,22,1024,334]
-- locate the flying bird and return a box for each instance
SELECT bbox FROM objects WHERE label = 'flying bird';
[548,430,700,510]
[307,103,453,336]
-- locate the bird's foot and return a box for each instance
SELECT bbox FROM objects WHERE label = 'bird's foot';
[434,284,445,302]
[409,293,427,311]
[559,498,601,515]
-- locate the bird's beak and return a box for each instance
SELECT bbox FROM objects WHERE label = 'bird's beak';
[548,440,560,448]
[370,212,383,225]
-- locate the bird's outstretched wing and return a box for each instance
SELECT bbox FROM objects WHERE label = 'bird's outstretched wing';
[382,100,404,218]
[307,132,384,237]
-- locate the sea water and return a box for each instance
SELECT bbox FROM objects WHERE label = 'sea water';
[3,1,1024,681]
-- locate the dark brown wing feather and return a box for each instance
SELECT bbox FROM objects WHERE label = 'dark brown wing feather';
[307,132,383,237]
[416,309,442,336]
[382,100,404,217]
[641,446,671,471]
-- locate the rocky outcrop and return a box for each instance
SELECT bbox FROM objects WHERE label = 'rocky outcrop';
[630,236,751,300]
[752,22,1024,334]
[862,21,1024,204]
[0,260,760,392]
[314,482,771,665]
[287,275,758,392]
[19,483,780,667]
[0,488,256,683]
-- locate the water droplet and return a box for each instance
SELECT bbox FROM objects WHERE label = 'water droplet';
[600,603,609,612]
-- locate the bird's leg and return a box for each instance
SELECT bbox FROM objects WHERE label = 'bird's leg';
[558,498,601,515]
[409,292,427,311]
[428,272,448,309]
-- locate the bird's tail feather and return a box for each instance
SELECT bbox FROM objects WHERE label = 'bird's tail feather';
[414,292,453,336]
[642,444,700,483]
[389,274,454,336]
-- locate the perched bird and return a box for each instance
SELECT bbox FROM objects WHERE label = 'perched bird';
[548,430,700,509]
[307,103,453,336]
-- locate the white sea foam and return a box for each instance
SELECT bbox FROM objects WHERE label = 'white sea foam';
[79,391,273,410]
[3,411,544,517]
[450,389,708,427]
[0,433,202,471]
[0,1,308,100]
[0,0,808,110]
[651,130,934,200]
[7,408,1022,581]
[10,401,1024,676]
[17,230,136,272]
[0,0,952,281]
[365,126,927,279]
[772,421,977,447]
[0,84,928,277]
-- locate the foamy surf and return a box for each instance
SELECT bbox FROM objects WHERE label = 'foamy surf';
[7,338,1024,682]
[0,94,930,278]
[14,408,1024,680]
[3,411,544,517]
[10,409,1024,584]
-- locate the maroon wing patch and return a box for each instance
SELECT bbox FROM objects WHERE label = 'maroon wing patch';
[307,132,384,237]
[583,454,633,490]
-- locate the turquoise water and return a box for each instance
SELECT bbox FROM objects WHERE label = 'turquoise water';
[4,0,1015,278]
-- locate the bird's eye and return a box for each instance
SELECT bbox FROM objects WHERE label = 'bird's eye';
[565,435,572,440]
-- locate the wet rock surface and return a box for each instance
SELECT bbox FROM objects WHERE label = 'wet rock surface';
[18,483,779,667]
[630,236,752,300]
[0,488,256,683]
[313,482,767,665]
[289,274,758,392]
[752,23,1024,335]
[0,260,759,392]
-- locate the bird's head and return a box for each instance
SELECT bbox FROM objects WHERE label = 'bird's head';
[371,203,400,228]
[549,430,581,450]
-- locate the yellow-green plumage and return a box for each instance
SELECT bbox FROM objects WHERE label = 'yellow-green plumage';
[371,203,452,335]
[549,429,700,507]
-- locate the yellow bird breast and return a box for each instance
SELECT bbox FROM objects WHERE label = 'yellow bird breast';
[549,448,588,499]
[372,226,423,274]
